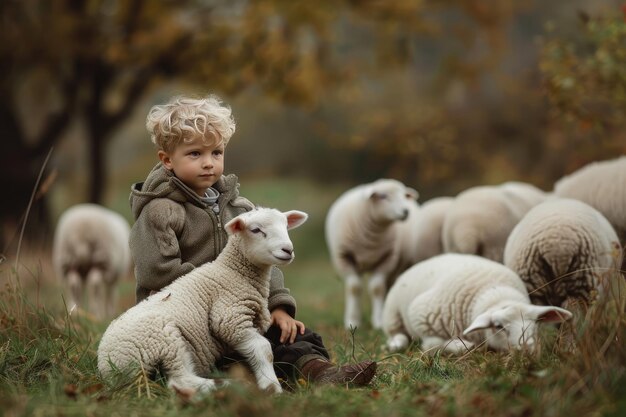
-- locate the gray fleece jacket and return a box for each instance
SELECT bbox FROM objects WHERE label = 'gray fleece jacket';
[129,163,297,316]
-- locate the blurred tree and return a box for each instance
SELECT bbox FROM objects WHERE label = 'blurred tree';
[311,2,626,197]
[303,0,536,195]
[0,0,526,248]
[0,0,344,244]
[540,11,626,132]
[539,8,626,173]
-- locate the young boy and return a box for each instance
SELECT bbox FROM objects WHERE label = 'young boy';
[128,94,376,388]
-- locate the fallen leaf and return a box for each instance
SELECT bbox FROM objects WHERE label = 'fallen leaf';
[64,384,78,399]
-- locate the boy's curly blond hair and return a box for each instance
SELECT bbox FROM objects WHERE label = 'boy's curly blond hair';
[146,94,236,152]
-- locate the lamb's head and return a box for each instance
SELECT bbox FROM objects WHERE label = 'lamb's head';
[366,179,418,224]
[224,208,308,267]
[463,303,572,352]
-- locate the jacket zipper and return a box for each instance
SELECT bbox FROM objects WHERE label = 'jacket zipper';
[211,185,232,258]
[212,209,223,259]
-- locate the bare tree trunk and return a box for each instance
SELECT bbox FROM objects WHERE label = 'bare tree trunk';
[0,153,54,251]
[88,131,105,204]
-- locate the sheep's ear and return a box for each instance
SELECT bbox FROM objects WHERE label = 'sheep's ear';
[528,305,573,323]
[224,217,246,236]
[284,210,308,230]
[406,187,419,201]
[369,191,386,201]
[463,311,493,336]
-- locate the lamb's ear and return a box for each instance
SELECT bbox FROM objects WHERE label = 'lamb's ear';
[368,188,386,201]
[463,311,493,336]
[284,210,308,230]
[528,305,573,323]
[224,216,246,236]
[406,187,419,201]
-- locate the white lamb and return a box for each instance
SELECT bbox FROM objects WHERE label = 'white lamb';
[503,198,623,309]
[553,156,626,257]
[382,253,572,354]
[325,179,419,329]
[411,197,454,263]
[97,208,308,394]
[52,203,131,319]
[442,181,548,263]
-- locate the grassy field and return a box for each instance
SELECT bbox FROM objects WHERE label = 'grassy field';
[1,177,625,417]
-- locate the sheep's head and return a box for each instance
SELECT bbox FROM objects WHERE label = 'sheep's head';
[225,208,308,267]
[463,303,572,352]
[367,179,418,224]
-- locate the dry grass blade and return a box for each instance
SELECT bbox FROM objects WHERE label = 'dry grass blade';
[14,147,54,271]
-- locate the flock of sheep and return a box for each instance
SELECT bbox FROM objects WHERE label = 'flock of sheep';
[326,156,625,354]
[51,156,625,393]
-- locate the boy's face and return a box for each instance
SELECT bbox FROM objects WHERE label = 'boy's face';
[158,135,225,196]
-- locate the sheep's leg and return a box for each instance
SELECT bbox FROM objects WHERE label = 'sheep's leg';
[442,338,475,353]
[386,333,410,352]
[233,329,282,393]
[167,362,219,394]
[65,270,82,314]
[344,273,362,329]
[368,272,387,329]
[103,274,117,318]
[163,325,221,394]
[382,294,410,351]
[421,336,474,354]
[86,268,106,320]
[166,357,219,394]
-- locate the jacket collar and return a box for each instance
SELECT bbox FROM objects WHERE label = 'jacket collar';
[129,163,241,219]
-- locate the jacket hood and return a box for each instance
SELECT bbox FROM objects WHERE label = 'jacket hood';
[129,163,241,220]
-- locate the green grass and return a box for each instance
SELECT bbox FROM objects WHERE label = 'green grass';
[1,177,625,417]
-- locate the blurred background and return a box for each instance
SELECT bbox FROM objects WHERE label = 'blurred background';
[2,0,625,265]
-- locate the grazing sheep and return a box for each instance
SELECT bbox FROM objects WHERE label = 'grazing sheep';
[98,208,308,394]
[383,253,572,354]
[52,203,131,319]
[503,198,623,309]
[554,156,626,254]
[325,179,419,329]
[442,181,548,262]
[410,197,454,263]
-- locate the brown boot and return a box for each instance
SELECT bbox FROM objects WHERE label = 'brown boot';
[300,358,377,386]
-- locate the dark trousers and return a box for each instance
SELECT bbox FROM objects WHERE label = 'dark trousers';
[217,325,330,380]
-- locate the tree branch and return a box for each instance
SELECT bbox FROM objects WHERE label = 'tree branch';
[105,32,194,129]
[32,74,80,156]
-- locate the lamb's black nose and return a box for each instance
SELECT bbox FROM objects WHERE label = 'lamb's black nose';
[282,248,293,256]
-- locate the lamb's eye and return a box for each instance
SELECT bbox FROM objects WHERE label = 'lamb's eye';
[494,324,505,332]
[250,227,266,237]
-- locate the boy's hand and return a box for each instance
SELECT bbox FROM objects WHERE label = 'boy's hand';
[270,308,305,344]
